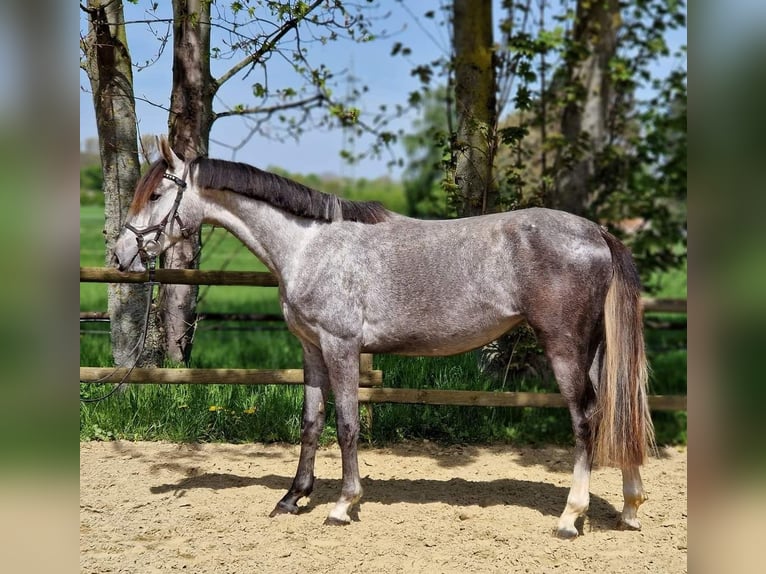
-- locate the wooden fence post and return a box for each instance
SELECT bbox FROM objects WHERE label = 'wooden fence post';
[360,353,374,442]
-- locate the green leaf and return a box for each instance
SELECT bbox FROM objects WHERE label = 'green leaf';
[411,65,433,85]
[499,126,529,146]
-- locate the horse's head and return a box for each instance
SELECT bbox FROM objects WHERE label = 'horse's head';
[114,137,198,272]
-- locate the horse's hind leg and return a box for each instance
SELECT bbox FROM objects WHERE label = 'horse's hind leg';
[555,365,594,538]
[535,332,596,538]
[270,342,329,516]
[619,465,648,530]
[557,436,591,538]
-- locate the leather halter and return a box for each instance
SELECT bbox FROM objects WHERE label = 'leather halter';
[124,171,191,266]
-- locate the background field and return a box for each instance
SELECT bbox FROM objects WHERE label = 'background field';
[80,187,687,447]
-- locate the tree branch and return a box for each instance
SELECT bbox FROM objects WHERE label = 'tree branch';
[214,93,324,120]
[214,0,324,87]
[133,94,172,113]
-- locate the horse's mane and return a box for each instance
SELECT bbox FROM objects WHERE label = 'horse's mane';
[131,157,391,224]
[198,157,390,224]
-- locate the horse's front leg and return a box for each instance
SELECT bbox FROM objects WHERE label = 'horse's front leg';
[270,342,329,516]
[322,341,363,525]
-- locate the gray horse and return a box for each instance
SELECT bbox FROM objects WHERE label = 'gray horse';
[114,138,654,538]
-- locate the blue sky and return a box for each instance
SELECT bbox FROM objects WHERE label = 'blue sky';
[80,1,685,180]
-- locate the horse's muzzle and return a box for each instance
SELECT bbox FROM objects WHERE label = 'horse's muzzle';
[113,251,129,273]
[113,246,146,273]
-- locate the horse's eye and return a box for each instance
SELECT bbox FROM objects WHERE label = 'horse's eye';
[149,193,161,202]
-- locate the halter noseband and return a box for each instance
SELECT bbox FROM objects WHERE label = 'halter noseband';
[124,170,191,270]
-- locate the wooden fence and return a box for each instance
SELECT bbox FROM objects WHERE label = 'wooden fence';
[80,266,687,411]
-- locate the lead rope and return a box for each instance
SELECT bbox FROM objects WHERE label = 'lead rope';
[79,261,159,403]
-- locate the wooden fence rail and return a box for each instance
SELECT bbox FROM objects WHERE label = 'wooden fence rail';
[80,267,686,314]
[80,366,382,387]
[80,266,279,287]
[357,388,686,411]
[80,266,687,411]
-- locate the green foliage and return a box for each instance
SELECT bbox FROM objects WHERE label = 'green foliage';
[499,125,529,146]
[80,163,104,206]
[579,0,687,283]
[623,65,687,281]
[400,0,686,285]
[80,163,103,190]
[400,88,455,218]
[329,103,360,127]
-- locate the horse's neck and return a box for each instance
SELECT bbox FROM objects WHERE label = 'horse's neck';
[200,190,314,279]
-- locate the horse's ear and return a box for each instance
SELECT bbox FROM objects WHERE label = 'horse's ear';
[158,135,182,169]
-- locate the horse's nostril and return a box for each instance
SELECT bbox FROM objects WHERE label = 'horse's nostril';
[112,252,124,271]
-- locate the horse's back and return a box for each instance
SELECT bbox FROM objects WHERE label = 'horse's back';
[363,208,612,354]
[377,207,612,287]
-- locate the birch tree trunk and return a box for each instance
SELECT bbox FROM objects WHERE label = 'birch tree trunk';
[552,0,620,215]
[452,0,498,217]
[82,0,162,367]
[160,0,215,363]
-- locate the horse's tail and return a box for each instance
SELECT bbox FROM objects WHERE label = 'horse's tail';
[592,229,655,467]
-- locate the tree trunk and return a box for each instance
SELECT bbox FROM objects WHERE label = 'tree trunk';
[160,0,216,363]
[82,0,161,367]
[452,0,498,217]
[452,0,518,377]
[551,0,620,215]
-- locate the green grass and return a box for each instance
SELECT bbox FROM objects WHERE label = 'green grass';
[370,354,574,445]
[80,200,686,447]
[80,205,108,311]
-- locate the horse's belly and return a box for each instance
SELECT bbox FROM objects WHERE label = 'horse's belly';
[361,315,524,357]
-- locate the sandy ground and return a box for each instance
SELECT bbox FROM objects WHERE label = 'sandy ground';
[80,441,687,573]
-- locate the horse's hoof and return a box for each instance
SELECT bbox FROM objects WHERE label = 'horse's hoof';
[555,526,580,539]
[323,515,351,526]
[269,501,299,517]
[617,517,642,531]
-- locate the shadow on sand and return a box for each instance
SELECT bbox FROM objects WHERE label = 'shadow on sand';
[149,471,622,533]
